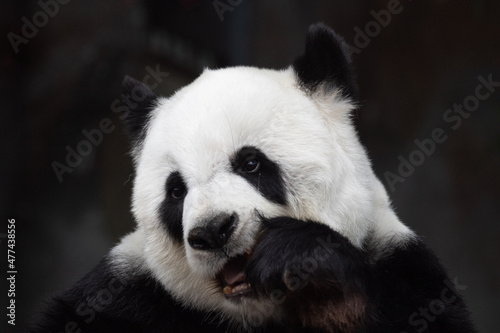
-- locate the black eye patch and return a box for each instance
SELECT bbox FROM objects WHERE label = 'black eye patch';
[159,171,186,243]
[231,146,287,205]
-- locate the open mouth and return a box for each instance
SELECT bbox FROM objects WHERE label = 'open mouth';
[220,251,252,300]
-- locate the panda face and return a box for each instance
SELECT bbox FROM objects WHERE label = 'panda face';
[124,24,385,323]
[129,66,372,321]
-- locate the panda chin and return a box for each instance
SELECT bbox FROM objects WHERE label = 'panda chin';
[220,252,252,301]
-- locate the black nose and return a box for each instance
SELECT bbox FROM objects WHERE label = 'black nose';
[188,213,238,251]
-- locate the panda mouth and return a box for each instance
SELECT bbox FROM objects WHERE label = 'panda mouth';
[220,251,252,300]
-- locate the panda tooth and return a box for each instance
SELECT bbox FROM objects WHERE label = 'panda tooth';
[232,285,242,293]
[223,286,233,295]
[223,283,251,296]
[232,283,250,294]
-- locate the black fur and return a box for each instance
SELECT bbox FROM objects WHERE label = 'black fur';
[28,258,230,333]
[365,238,476,333]
[245,217,476,333]
[231,146,287,205]
[31,218,476,332]
[246,217,370,297]
[121,76,158,144]
[159,171,186,243]
[293,22,357,99]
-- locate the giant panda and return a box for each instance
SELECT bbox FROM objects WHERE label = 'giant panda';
[32,23,476,333]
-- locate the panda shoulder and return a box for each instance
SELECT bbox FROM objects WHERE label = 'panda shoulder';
[30,231,227,332]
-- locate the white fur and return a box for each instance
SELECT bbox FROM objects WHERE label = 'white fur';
[123,65,414,325]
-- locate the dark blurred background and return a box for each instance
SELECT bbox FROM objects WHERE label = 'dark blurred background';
[1,0,499,332]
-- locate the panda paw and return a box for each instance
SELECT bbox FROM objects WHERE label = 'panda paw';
[245,217,369,298]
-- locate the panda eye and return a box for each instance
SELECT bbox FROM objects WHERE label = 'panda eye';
[243,159,260,173]
[166,172,187,201]
[170,186,185,199]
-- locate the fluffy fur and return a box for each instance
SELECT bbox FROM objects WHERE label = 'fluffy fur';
[31,23,475,332]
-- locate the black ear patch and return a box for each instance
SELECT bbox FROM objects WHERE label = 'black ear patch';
[293,23,357,99]
[121,76,158,144]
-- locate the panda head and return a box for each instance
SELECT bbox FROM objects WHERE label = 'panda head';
[121,23,408,324]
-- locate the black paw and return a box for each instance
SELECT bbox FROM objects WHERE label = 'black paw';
[246,217,369,298]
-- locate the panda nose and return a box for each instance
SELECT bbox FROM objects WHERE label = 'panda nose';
[188,213,238,251]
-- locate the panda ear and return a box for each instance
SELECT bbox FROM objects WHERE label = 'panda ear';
[293,23,357,100]
[121,76,158,144]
